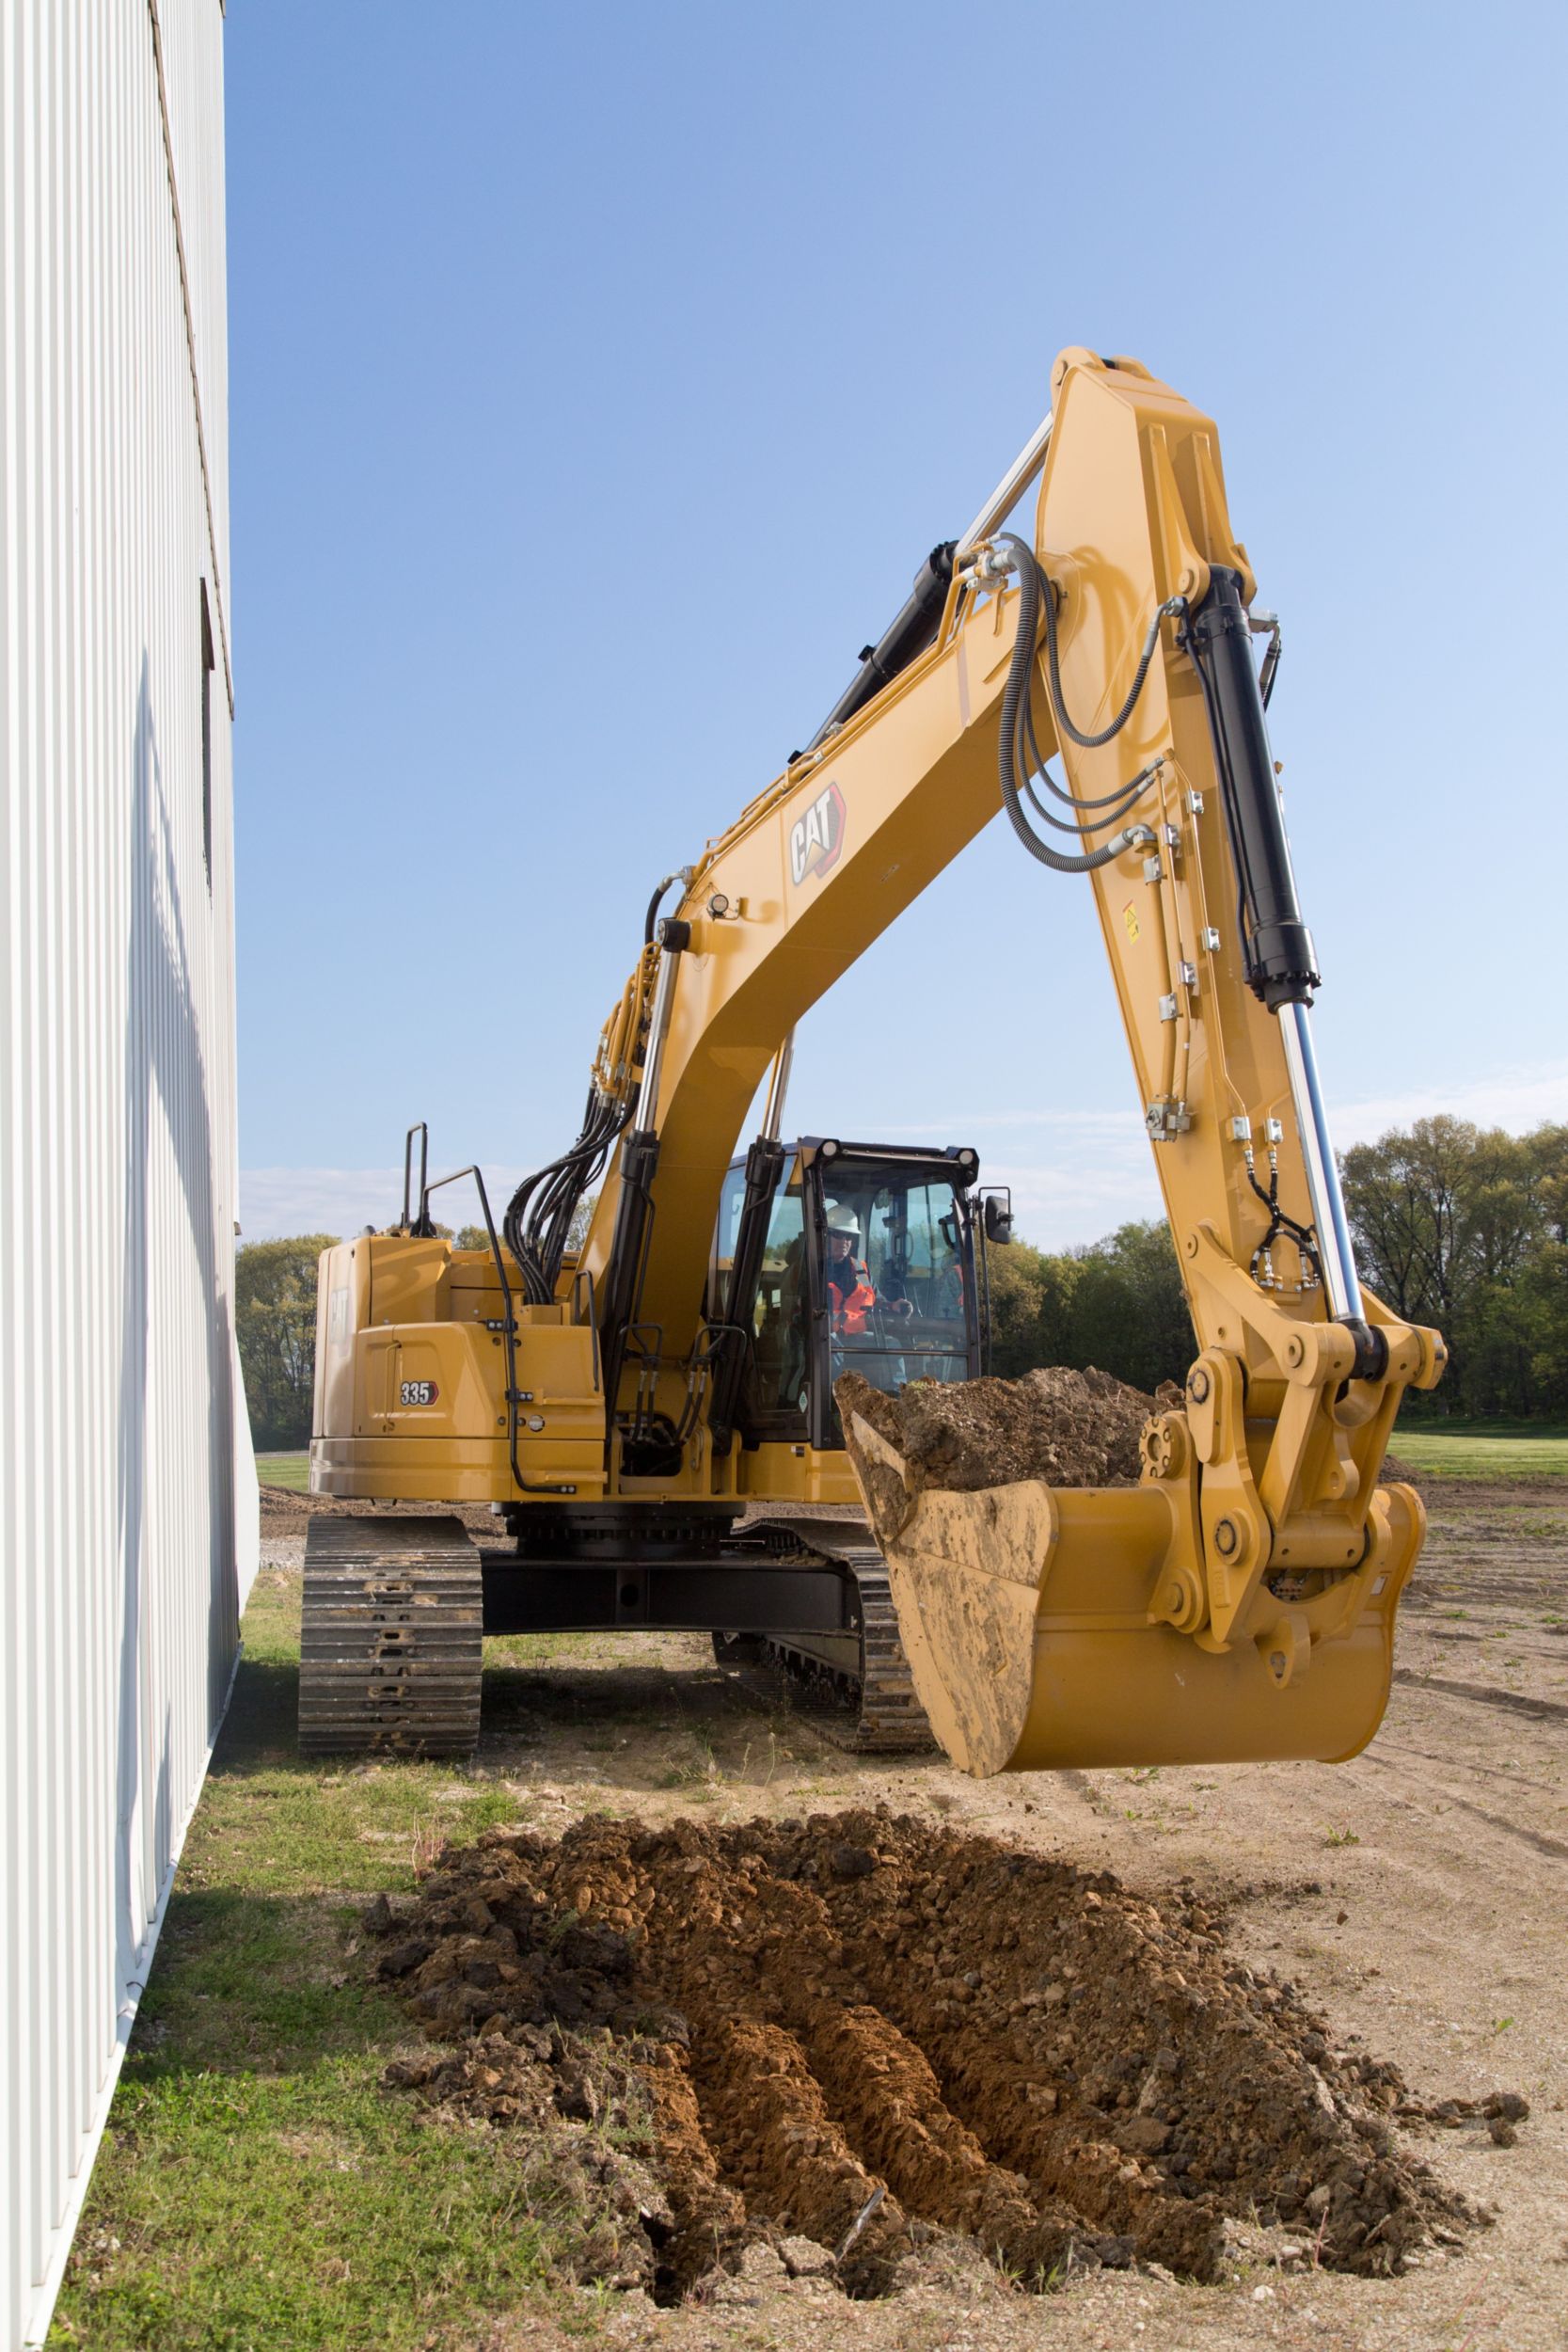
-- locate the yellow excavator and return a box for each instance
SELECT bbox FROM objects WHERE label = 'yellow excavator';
[304,348,1443,1775]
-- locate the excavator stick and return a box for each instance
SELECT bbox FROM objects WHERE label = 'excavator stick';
[822,349,1447,1777]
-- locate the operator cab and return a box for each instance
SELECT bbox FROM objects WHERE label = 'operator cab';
[710,1138,998,1454]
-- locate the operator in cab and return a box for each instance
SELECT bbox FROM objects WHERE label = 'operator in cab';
[824,1203,913,1332]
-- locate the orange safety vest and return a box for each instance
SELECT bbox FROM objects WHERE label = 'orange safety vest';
[828,1260,878,1336]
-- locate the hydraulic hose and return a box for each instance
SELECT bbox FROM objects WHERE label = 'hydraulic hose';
[1022,766,1153,834]
[1028,534,1186,751]
[1023,689,1154,810]
[507,867,691,1305]
[994,535,1158,874]
[644,871,684,946]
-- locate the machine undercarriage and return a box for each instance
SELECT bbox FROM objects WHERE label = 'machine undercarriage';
[296,1505,930,1759]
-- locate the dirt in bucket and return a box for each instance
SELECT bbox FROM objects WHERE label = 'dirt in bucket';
[365,1809,1500,2303]
[835,1366,1178,1497]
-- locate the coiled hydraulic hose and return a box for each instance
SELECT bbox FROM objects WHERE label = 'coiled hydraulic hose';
[994,533,1167,874]
[1022,687,1154,813]
[1031,537,1188,750]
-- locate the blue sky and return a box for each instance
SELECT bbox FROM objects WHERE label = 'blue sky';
[227,3,1568,1248]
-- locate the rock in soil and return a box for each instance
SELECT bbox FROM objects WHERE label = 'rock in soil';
[368,1810,1492,2303]
[835,1365,1177,1495]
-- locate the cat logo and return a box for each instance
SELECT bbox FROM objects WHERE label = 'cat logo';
[788,780,846,887]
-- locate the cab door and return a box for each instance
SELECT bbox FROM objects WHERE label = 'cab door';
[710,1152,811,1443]
[744,1156,810,1438]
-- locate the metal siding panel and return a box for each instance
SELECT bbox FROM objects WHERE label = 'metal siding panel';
[0,7,245,2343]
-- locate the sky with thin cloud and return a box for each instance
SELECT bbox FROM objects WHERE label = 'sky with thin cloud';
[242,1059,1568,1253]
[227,6,1566,1250]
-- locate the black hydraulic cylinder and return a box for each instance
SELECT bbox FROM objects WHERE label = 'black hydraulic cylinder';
[801,541,956,755]
[705,1134,785,1452]
[595,915,690,1417]
[1186,566,1320,1011]
[595,1126,658,1424]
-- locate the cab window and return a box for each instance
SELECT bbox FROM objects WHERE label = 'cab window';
[818,1169,971,1421]
[712,1161,747,1317]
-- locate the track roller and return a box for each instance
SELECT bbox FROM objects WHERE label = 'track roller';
[733,1517,934,1753]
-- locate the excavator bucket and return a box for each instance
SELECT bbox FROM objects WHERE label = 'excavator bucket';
[843,1407,1425,1778]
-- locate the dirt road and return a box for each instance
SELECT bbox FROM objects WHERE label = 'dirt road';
[262,1475,1568,2349]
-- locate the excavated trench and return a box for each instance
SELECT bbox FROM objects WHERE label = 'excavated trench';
[367,1810,1501,2301]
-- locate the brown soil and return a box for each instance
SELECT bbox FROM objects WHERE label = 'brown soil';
[258,1484,496,1535]
[366,1811,1495,2304]
[383,2034,673,2292]
[835,1366,1177,1495]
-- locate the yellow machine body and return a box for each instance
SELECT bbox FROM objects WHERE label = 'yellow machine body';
[310,349,1443,1774]
[309,1230,862,1510]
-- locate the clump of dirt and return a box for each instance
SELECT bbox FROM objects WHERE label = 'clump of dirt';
[366,1811,1497,2303]
[383,2037,672,2290]
[363,1884,673,2292]
[836,1365,1176,1495]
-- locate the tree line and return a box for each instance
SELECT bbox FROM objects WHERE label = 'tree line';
[1341,1116,1568,1418]
[984,1216,1194,1394]
[235,1116,1568,1448]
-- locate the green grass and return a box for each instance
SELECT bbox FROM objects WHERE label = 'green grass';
[1393,1424,1568,1477]
[49,1572,575,2351]
[254,1450,309,1491]
[261,1424,1568,1490]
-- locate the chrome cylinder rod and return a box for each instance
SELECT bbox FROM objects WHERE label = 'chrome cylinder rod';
[1277,998,1364,1325]
[760,1028,795,1143]
[956,409,1054,558]
[634,929,685,1134]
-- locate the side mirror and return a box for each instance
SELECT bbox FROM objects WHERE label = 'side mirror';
[982,1191,1013,1246]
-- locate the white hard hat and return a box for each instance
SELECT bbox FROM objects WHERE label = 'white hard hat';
[826,1203,861,1241]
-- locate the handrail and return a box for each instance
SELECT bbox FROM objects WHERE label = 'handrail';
[418,1162,578,1496]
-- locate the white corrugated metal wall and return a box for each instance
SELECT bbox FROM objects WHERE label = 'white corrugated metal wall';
[0,5,249,2344]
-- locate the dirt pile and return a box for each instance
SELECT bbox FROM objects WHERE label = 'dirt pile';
[366,1810,1494,2302]
[836,1367,1175,1497]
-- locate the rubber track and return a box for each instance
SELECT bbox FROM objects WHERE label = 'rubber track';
[299,1515,483,1758]
[750,1516,934,1753]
